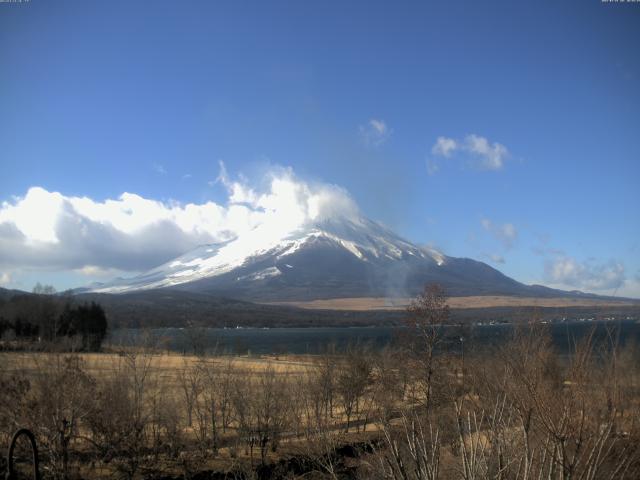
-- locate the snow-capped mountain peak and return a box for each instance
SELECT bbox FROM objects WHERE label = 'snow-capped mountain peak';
[89,214,447,295]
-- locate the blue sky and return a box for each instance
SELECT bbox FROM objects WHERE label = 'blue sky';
[1,0,639,297]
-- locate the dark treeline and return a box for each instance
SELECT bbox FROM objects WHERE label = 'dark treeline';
[0,283,108,351]
[75,289,640,329]
[1,286,638,331]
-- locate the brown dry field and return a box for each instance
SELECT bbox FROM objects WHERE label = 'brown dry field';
[0,351,316,379]
[266,295,639,311]
[0,351,375,477]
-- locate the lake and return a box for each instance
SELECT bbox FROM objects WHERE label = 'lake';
[107,318,640,355]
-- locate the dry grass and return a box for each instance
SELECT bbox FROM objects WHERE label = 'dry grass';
[266,295,639,311]
[0,351,315,379]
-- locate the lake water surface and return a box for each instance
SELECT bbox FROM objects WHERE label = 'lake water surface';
[107,319,640,355]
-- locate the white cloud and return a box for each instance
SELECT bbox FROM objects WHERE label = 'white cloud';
[431,136,457,157]
[545,256,626,292]
[481,218,518,249]
[215,160,259,205]
[430,134,509,171]
[0,272,11,286]
[0,165,359,274]
[359,118,392,147]
[369,119,387,136]
[464,134,508,170]
[0,187,64,243]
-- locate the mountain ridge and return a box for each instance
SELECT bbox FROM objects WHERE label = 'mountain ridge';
[81,214,629,302]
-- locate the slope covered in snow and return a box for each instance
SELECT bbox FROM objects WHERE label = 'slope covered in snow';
[90,215,439,292]
[87,212,541,301]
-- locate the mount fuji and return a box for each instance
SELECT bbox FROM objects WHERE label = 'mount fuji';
[86,214,578,302]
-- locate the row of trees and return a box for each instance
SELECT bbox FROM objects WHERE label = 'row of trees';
[0,284,108,351]
[0,344,397,479]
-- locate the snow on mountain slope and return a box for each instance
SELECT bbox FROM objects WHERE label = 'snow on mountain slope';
[89,215,447,295]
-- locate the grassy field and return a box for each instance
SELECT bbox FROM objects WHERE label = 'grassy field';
[0,350,316,382]
[267,295,640,311]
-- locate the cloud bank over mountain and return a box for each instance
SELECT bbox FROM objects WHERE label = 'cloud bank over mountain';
[0,166,358,274]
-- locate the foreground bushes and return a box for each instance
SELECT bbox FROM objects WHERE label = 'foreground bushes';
[0,325,639,479]
[376,326,640,480]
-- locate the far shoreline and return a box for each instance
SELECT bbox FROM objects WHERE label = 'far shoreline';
[265,295,640,311]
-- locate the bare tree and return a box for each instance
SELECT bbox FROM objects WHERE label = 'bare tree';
[335,345,372,433]
[218,356,236,433]
[378,410,441,480]
[193,356,227,452]
[178,358,202,428]
[28,355,96,479]
[90,350,155,480]
[405,283,449,413]
[314,344,338,423]
[231,365,293,465]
